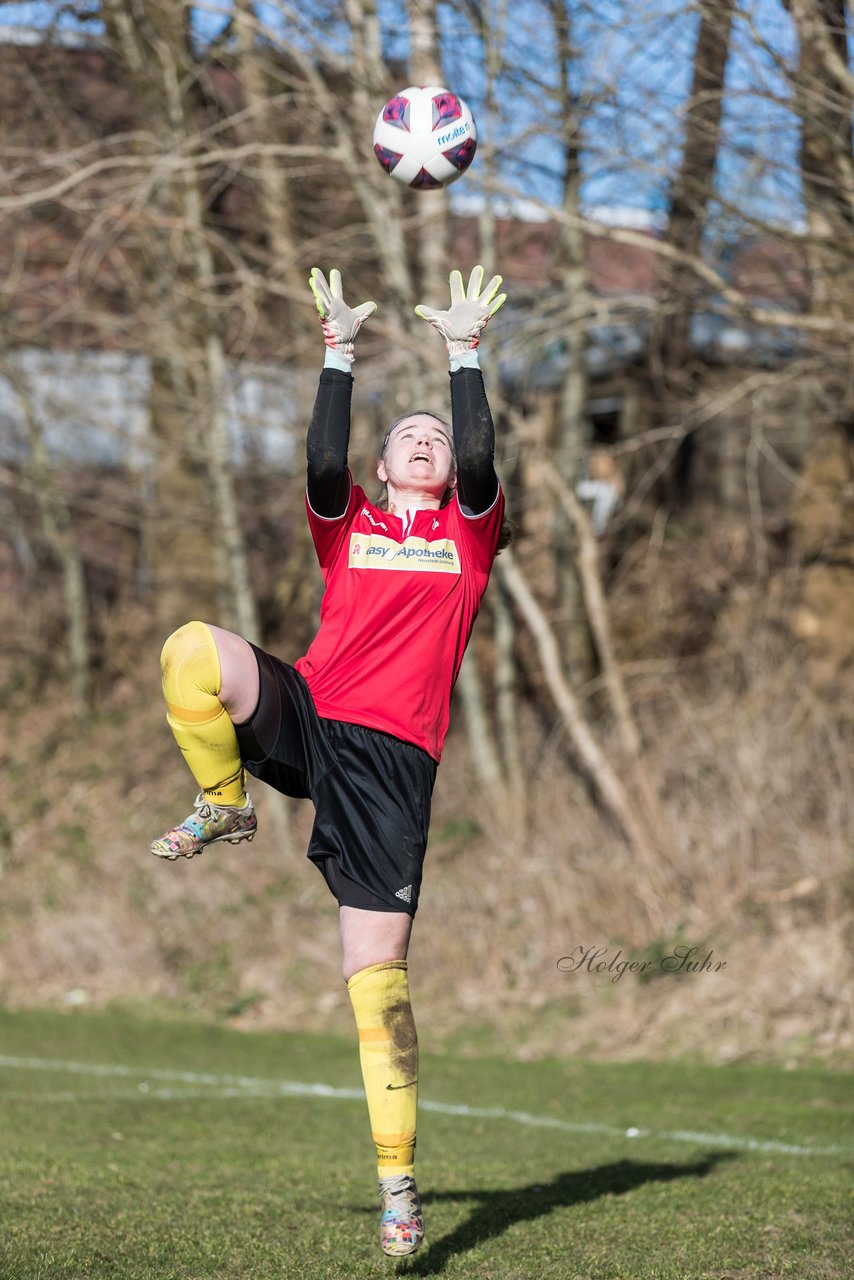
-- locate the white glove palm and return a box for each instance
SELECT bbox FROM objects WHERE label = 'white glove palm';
[309,267,377,364]
[415,265,506,358]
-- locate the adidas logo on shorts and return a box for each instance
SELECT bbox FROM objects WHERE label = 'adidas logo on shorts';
[395,884,413,904]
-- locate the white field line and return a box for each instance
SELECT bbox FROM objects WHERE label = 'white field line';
[0,1054,848,1158]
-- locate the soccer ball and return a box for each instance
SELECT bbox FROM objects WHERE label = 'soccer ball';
[372,85,477,190]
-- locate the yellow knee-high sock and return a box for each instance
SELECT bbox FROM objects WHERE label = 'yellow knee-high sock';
[347,960,417,1179]
[160,620,247,807]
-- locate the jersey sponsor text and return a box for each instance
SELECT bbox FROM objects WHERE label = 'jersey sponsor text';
[348,532,461,574]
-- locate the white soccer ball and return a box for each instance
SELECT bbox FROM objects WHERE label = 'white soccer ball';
[372,85,477,189]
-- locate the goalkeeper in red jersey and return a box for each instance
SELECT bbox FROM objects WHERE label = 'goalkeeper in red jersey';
[150,264,507,1258]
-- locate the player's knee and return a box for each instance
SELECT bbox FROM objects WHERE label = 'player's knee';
[159,620,221,698]
[160,619,215,668]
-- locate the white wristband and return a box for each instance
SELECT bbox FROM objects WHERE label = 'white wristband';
[450,349,481,373]
[323,348,353,373]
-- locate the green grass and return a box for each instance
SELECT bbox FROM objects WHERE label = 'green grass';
[0,1007,851,1279]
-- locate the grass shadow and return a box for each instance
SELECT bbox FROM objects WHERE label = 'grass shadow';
[398,1151,736,1275]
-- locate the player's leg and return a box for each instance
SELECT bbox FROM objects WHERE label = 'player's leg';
[340,903,412,984]
[150,620,259,859]
[207,624,260,724]
[309,727,433,1256]
[341,905,424,1257]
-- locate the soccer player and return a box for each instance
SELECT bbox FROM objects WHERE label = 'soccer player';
[150,265,507,1257]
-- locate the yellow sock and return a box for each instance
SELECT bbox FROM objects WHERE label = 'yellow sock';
[160,620,247,807]
[347,960,417,1179]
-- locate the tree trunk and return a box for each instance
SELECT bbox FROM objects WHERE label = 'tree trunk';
[548,472,678,865]
[649,0,735,503]
[497,551,670,929]
[549,0,595,678]
[2,359,90,711]
[493,575,527,822]
[231,0,308,317]
[344,0,415,318]
[203,332,261,642]
[407,0,511,798]
[787,0,854,305]
[408,0,450,403]
[786,0,854,690]
[102,1,260,640]
[455,649,504,788]
[465,0,527,812]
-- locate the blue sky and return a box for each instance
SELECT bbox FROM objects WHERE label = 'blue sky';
[0,0,833,227]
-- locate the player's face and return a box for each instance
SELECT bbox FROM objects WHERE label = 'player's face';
[377,414,456,498]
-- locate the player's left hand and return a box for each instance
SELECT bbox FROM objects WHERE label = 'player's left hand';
[309,267,377,364]
[414,265,506,358]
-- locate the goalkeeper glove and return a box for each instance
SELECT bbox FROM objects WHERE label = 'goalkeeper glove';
[309,267,377,365]
[414,265,506,360]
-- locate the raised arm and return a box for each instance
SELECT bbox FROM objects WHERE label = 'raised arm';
[305,267,376,518]
[306,367,353,518]
[415,266,506,516]
[449,366,499,515]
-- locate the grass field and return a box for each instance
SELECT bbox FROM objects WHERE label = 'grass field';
[0,1008,851,1279]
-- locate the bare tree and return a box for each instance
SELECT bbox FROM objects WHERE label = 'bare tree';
[787,0,854,307]
[496,548,672,928]
[229,1,308,318]
[648,0,736,502]
[0,357,90,710]
[548,0,596,678]
[785,0,854,684]
[461,0,527,813]
[101,0,261,639]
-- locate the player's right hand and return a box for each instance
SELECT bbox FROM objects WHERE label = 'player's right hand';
[309,268,377,364]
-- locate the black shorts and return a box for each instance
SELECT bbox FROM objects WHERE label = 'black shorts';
[233,644,437,916]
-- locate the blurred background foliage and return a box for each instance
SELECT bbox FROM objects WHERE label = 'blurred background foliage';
[0,0,851,1064]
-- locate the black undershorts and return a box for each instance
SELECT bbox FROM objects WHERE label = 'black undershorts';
[233,644,437,916]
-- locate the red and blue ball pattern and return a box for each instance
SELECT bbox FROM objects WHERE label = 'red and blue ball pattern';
[372,86,477,189]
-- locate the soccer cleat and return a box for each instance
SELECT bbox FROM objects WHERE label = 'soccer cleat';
[378,1172,424,1258]
[150,793,257,860]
